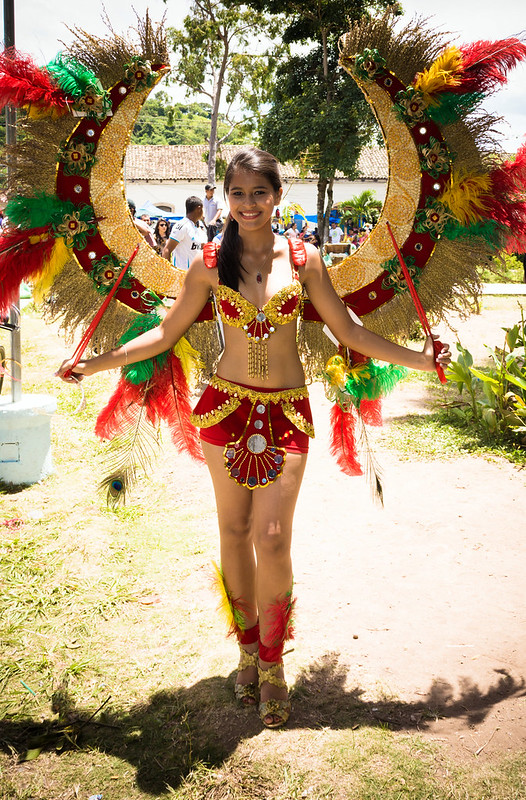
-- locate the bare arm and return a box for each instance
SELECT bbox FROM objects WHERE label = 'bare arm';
[162,237,178,260]
[57,254,213,381]
[302,247,450,371]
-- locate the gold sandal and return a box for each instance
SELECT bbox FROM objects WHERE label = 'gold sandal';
[234,646,259,706]
[257,661,291,728]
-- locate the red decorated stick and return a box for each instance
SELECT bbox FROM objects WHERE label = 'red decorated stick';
[63,243,140,378]
[385,222,447,384]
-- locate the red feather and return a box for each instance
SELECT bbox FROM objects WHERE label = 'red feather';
[0,49,68,114]
[360,398,383,427]
[147,351,205,463]
[95,352,204,463]
[486,141,526,252]
[94,378,143,440]
[0,226,55,314]
[260,593,296,662]
[454,39,526,95]
[329,403,363,476]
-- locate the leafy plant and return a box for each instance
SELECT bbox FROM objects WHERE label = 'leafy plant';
[477,251,525,284]
[445,314,526,442]
[337,190,383,227]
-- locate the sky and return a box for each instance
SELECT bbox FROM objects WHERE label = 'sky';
[2,0,526,150]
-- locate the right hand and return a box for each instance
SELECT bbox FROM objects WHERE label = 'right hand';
[55,358,90,383]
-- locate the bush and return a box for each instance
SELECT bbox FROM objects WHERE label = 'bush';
[477,252,525,283]
[445,314,526,444]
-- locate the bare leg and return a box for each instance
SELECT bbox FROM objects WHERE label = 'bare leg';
[202,441,257,624]
[252,451,308,725]
[202,442,259,699]
[202,441,308,722]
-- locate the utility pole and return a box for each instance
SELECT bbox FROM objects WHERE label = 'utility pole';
[3,0,22,402]
[0,0,56,486]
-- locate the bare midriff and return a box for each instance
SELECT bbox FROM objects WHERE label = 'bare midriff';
[216,321,305,389]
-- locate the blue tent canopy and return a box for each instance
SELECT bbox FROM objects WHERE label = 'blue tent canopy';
[134,199,181,221]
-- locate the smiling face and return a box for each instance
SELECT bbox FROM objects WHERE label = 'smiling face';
[226,169,282,233]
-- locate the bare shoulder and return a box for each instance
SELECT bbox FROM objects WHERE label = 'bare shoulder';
[184,251,217,291]
[303,241,326,276]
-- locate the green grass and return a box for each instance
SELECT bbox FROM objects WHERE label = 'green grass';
[1,308,526,799]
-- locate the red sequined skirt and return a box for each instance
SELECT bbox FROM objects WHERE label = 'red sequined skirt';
[190,375,314,489]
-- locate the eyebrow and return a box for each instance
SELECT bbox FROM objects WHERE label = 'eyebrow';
[229,184,270,191]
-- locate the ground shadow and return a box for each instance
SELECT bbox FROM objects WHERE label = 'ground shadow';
[0,653,524,794]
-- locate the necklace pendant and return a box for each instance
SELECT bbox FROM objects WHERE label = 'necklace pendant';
[256,272,262,283]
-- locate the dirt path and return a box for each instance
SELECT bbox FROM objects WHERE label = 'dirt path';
[169,299,526,761]
[5,299,525,766]
[290,301,526,761]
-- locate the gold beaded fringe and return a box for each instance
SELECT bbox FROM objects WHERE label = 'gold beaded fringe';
[248,339,268,380]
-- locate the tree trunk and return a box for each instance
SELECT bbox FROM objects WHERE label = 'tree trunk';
[323,177,334,245]
[321,27,328,80]
[317,176,328,245]
[317,176,334,247]
[208,32,230,185]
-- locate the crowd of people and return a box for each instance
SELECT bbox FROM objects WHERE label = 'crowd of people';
[128,185,377,270]
[128,185,221,271]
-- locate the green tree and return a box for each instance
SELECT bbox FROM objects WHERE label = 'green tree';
[131,93,251,145]
[260,47,378,242]
[168,0,287,183]
[228,0,397,80]
[232,0,398,242]
[337,189,383,227]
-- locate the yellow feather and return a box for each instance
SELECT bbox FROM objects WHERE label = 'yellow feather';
[439,172,492,224]
[24,104,65,120]
[173,335,204,386]
[32,238,71,304]
[414,46,463,105]
[210,561,237,631]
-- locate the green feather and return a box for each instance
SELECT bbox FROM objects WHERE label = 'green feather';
[5,192,69,229]
[427,91,484,125]
[120,312,170,385]
[344,362,408,403]
[443,218,504,249]
[46,52,103,98]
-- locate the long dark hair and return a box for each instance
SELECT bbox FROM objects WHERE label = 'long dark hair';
[218,147,282,290]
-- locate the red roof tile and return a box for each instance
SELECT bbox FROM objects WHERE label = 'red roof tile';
[124,144,388,182]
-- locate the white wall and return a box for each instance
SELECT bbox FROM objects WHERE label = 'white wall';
[125,179,387,219]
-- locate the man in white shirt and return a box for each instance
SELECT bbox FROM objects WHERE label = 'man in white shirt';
[203,184,223,242]
[329,221,344,244]
[162,196,206,270]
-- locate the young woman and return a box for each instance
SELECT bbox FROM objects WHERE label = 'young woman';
[153,217,171,255]
[57,147,451,728]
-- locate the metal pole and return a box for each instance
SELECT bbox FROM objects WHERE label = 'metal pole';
[3,0,21,402]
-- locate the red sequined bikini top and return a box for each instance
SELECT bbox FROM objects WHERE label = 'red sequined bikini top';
[203,238,307,337]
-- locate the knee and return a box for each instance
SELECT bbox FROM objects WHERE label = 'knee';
[221,518,253,546]
[254,522,290,559]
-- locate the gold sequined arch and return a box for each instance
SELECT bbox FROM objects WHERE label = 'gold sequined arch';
[12,13,501,357]
[12,16,191,353]
[313,14,493,342]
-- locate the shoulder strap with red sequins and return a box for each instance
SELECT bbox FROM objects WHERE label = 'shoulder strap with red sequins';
[203,241,218,269]
[288,238,307,277]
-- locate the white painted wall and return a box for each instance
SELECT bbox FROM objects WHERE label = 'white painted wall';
[125,179,387,219]
[0,395,56,485]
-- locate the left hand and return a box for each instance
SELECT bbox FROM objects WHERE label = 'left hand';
[424,334,451,371]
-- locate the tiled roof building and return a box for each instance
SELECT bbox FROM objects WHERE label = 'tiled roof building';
[125,144,388,183]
